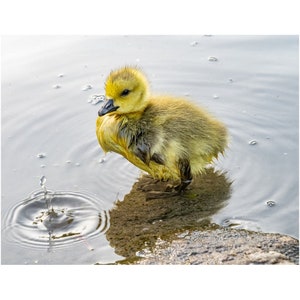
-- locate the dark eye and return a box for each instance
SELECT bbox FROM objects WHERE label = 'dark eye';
[120,89,130,97]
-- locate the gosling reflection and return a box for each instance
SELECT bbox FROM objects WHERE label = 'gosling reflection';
[106,167,232,262]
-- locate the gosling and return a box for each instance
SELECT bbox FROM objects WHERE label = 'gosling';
[96,66,228,192]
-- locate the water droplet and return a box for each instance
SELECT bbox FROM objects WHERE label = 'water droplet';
[52,84,61,89]
[190,41,198,47]
[82,84,92,91]
[213,94,219,99]
[40,176,46,187]
[75,162,81,167]
[88,94,105,105]
[39,176,48,201]
[66,160,72,164]
[266,200,276,207]
[208,56,218,62]
[98,158,105,164]
[248,140,257,145]
[228,78,234,82]
[40,164,46,168]
[37,153,46,158]
[283,152,288,156]
[57,73,64,78]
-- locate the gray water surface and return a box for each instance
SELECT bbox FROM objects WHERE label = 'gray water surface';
[1,35,299,264]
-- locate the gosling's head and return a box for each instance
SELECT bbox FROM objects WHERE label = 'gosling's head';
[98,67,150,116]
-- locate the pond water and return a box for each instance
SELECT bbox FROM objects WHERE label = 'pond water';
[1,35,298,264]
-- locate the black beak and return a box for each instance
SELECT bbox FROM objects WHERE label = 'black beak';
[98,99,119,116]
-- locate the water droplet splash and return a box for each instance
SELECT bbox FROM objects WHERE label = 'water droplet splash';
[2,177,109,253]
[40,175,47,191]
[40,176,54,212]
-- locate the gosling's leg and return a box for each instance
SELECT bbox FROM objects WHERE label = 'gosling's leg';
[145,158,192,200]
[174,158,193,193]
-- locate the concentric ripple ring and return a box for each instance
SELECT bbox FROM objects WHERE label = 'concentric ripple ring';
[2,189,110,250]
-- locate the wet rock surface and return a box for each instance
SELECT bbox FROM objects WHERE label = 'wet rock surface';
[105,169,299,265]
[136,228,299,265]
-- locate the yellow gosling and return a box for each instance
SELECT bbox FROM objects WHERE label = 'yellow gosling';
[96,66,228,192]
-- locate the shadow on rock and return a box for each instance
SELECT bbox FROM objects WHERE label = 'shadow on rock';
[106,167,232,263]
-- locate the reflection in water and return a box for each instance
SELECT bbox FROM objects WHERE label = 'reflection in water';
[106,168,232,262]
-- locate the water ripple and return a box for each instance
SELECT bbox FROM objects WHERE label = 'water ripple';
[2,189,109,251]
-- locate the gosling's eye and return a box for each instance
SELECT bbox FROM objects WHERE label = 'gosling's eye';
[120,89,130,97]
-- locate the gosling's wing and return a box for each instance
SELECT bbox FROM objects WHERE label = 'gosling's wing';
[126,129,165,167]
[132,142,165,167]
[132,136,151,165]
